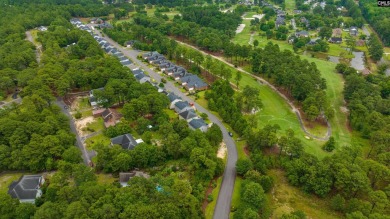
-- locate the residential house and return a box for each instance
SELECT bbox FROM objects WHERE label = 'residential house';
[356,39,365,47]
[307,38,319,45]
[294,10,302,14]
[121,60,132,66]
[102,108,121,128]
[189,118,208,132]
[167,92,182,109]
[276,16,285,28]
[174,100,192,114]
[98,22,113,29]
[349,26,358,36]
[295,30,309,38]
[125,40,138,48]
[332,28,342,37]
[179,74,208,91]
[300,17,310,28]
[131,69,144,76]
[150,58,166,65]
[119,171,150,187]
[8,175,44,203]
[111,134,143,150]
[134,73,151,84]
[179,109,198,122]
[142,51,160,60]
[37,26,47,31]
[329,37,342,44]
[172,70,189,80]
[89,87,105,108]
[159,61,173,71]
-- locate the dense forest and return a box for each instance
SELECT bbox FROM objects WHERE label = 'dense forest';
[359,0,390,47]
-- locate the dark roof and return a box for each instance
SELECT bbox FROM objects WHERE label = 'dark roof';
[189,118,207,129]
[175,101,190,110]
[179,109,197,120]
[135,73,149,81]
[8,175,43,200]
[111,134,138,150]
[132,69,143,75]
[330,37,342,42]
[296,30,309,36]
[102,109,113,122]
[167,92,181,102]
[121,60,132,66]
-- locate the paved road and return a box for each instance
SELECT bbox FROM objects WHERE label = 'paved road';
[92,28,237,219]
[175,39,331,141]
[55,99,91,166]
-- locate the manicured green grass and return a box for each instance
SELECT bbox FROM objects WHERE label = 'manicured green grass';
[85,133,111,150]
[285,0,296,12]
[82,110,93,118]
[164,108,177,120]
[96,173,117,185]
[268,169,342,219]
[229,177,243,218]
[232,19,252,45]
[0,173,24,194]
[86,117,105,133]
[205,177,223,219]
[299,56,352,149]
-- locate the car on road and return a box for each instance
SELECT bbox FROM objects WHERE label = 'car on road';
[228,132,233,137]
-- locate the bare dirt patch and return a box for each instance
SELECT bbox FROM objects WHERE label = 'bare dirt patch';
[340,106,349,114]
[217,142,227,159]
[74,116,95,136]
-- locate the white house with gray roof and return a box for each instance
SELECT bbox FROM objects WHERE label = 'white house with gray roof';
[8,175,44,203]
[174,101,192,114]
[189,118,208,132]
[111,134,143,150]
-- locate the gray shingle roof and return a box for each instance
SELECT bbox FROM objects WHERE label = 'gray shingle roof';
[179,109,197,120]
[175,101,190,110]
[167,92,181,102]
[111,134,138,150]
[8,175,43,200]
[189,118,207,129]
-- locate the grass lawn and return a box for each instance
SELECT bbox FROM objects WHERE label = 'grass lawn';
[96,173,117,185]
[164,108,177,120]
[78,97,92,110]
[163,11,180,20]
[299,56,353,149]
[0,173,25,194]
[285,0,296,13]
[82,109,93,118]
[231,19,252,45]
[85,133,111,150]
[229,177,243,218]
[205,177,223,219]
[268,169,342,219]
[86,117,105,133]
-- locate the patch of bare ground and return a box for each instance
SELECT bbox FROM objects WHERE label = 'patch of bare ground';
[217,142,227,159]
[74,116,94,136]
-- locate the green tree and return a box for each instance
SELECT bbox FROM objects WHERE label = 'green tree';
[235,71,242,88]
[242,182,265,209]
[236,158,253,176]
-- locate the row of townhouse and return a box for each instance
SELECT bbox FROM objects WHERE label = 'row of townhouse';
[142,51,209,91]
[72,19,209,136]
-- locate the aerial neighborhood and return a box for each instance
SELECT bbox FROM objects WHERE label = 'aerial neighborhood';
[1,1,389,219]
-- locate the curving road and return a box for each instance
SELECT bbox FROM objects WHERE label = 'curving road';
[91,27,237,218]
[174,40,331,141]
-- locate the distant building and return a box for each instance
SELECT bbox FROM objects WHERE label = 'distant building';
[189,118,208,132]
[349,26,358,36]
[295,30,309,38]
[174,101,192,114]
[111,134,143,150]
[8,175,44,203]
[179,109,198,122]
[329,37,342,44]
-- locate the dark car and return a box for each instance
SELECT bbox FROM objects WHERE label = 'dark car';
[228,132,233,137]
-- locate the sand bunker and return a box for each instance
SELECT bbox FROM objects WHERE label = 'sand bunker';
[217,142,227,159]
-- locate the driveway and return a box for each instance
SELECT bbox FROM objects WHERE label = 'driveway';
[54,99,92,166]
[92,27,237,219]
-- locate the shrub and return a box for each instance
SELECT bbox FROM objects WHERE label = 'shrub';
[74,111,82,119]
